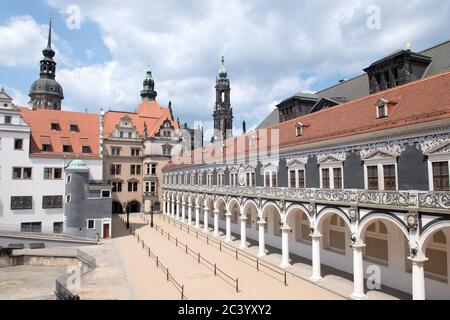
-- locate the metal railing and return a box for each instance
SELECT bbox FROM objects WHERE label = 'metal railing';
[139,215,239,292]
[158,214,288,286]
[119,215,185,300]
[54,250,97,300]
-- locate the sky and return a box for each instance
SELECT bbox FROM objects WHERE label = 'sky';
[1,0,449,139]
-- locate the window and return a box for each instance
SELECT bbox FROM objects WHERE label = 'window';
[63,145,72,153]
[5,115,12,124]
[145,181,157,194]
[364,221,388,265]
[128,181,138,192]
[131,148,140,157]
[207,173,213,186]
[333,168,342,189]
[53,222,63,233]
[43,144,52,152]
[82,146,92,154]
[295,122,303,136]
[377,104,388,118]
[289,169,305,189]
[128,132,132,139]
[70,124,78,132]
[87,220,95,230]
[322,168,330,189]
[11,196,33,210]
[328,214,346,253]
[130,165,141,175]
[432,162,449,191]
[218,173,224,186]
[383,165,396,191]
[110,164,122,175]
[111,147,121,156]
[51,123,60,131]
[162,146,172,156]
[112,182,122,193]
[295,213,311,243]
[367,166,378,190]
[21,222,41,233]
[230,172,237,186]
[44,168,62,180]
[101,190,111,198]
[42,195,63,209]
[66,194,71,203]
[66,174,72,184]
[13,167,32,180]
[14,138,23,150]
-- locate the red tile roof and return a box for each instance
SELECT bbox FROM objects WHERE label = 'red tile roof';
[167,70,450,170]
[104,99,178,139]
[19,108,101,159]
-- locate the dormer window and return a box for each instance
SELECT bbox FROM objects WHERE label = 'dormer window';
[295,122,303,137]
[377,103,388,118]
[51,122,60,131]
[70,124,79,132]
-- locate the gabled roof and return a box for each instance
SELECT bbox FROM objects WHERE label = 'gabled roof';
[103,98,179,139]
[19,108,100,159]
[166,70,450,170]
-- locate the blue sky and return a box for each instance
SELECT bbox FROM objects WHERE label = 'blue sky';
[1,0,449,136]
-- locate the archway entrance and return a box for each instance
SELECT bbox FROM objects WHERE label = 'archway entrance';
[112,201,123,214]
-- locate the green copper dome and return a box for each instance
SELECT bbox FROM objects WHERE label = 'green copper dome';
[218,56,227,79]
[65,159,88,170]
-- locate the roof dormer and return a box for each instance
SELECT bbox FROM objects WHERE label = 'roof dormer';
[375,98,398,119]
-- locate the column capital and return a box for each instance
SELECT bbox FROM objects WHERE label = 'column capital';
[408,256,428,266]
[257,220,267,226]
[188,203,193,208]
[213,209,220,215]
[281,225,291,232]
[309,233,322,239]
[225,212,233,217]
[351,243,366,250]
[182,202,186,206]
[240,216,248,221]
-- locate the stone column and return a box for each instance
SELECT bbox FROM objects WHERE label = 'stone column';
[310,233,323,282]
[176,201,181,220]
[410,257,428,300]
[162,197,166,215]
[187,204,192,225]
[203,208,209,232]
[280,226,291,268]
[213,209,220,237]
[351,243,368,300]
[171,199,175,217]
[181,202,186,222]
[195,205,200,229]
[257,220,266,257]
[225,212,232,242]
[240,216,247,248]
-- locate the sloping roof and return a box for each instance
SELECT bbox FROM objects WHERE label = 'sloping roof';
[166,70,450,170]
[103,98,179,139]
[256,108,279,130]
[257,40,450,129]
[19,108,100,159]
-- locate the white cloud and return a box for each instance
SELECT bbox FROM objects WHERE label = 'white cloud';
[0,16,48,67]
[37,0,450,132]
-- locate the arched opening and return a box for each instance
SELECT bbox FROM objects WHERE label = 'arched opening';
[205,196,214,229]
[243,201,258,240]
[363,221,389,266]
[285,207,312,260]
[319,212,350,255]
[216,198,226,234]
[228,200,240,225]
[128,201,141,213]
[262,203,282,248]
[112,201,123,214]
[417,228,449,284]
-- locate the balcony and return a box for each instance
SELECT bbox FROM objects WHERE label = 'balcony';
[143,192,158,199]
[163,184,450,214]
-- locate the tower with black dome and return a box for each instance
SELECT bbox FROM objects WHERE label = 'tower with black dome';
[211,56,233,143]
[29,17,64,110]
[140,68,157,101]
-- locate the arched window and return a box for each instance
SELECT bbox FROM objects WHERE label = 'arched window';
[425,230,448,282]
[328,214,346,253]
[364,221,389,265]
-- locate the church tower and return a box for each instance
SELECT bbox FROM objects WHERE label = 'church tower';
[140,69,157,101]
[211,56,233,143]
[29,16,64,110]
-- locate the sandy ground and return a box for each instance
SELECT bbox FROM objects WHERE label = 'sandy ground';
[118,214,342,300]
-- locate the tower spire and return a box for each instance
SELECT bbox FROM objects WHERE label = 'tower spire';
[48,14,52,48]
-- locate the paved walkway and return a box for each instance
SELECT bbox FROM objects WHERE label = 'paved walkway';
[154,214,411,300]
[122,214,342,300]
